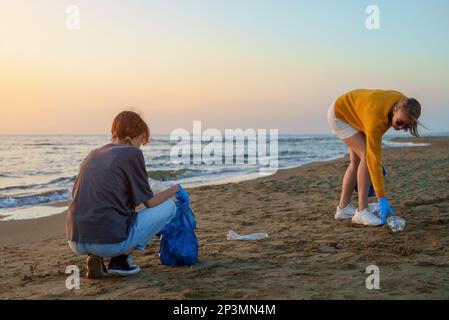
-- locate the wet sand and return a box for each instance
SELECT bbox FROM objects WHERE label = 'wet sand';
[1,137,448,299]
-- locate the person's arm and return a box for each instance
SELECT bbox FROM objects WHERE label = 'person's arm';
[144,185,180,208]
[366,128,397,224]
[365,129,385,198]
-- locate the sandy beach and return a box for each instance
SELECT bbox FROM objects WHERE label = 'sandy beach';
[1,136,448,299]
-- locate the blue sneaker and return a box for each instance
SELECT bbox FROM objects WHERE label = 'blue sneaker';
[108,254,141,276]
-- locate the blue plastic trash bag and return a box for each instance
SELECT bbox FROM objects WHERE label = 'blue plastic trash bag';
[158,188,198,266]
[354,165,386,197]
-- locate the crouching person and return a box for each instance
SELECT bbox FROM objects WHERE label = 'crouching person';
[66,111,179,278]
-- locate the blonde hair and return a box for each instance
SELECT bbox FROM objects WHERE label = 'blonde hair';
[401,98,422,137]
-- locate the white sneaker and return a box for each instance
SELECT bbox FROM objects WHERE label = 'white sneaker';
[352,208,382,226]
[334,203,356,220]
[368,202,383,220]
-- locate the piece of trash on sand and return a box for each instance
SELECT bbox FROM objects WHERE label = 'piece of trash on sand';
[227,230,268,241]
[387,216,406,232]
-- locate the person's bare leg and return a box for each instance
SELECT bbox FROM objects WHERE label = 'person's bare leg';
[356,152,371,210]
[338,148,360,208]
[342,132,370,211]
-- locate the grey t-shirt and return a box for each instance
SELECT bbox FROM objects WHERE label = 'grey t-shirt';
[66,143,154,244]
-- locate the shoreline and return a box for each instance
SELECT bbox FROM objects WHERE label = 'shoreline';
[0,136,437,242]
[0,137,431,222]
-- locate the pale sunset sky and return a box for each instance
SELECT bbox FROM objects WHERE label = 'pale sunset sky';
[1,0,448,134]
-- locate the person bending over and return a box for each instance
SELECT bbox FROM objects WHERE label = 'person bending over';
[327,89,422,226]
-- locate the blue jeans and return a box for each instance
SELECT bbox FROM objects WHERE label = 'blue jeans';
[68,199,177,258]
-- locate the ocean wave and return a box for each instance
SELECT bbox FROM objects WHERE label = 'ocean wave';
[383,140,430,148]
[0,183,41,192]
[149,154,171,161]
[24,143,56,146]
[0,176,76,192]
[164,153,272,163]
[147,164,263,182]
[47,176,77,184]
[23,142,91,146]
[278,150,308,156]
[278,136,336,143]
[0,189,71,209]
[0,173,22,178]
[147,169,205,181]
[148,138,171,144]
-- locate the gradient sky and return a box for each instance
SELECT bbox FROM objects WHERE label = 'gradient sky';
[1,0,448,134]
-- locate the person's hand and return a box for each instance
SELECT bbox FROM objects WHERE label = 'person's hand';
[377,197,396,224]
[176,184,190,205]
[170,184,180,194]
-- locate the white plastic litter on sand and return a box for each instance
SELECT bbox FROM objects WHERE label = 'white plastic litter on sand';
[387,216,406,232]
[227,230,269,241]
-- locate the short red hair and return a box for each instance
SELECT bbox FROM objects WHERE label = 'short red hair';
[111,111,150,145]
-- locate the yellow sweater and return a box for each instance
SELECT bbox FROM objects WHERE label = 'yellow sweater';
[334,89,406,198]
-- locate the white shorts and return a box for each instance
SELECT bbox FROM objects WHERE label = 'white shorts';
[327,103,359,140]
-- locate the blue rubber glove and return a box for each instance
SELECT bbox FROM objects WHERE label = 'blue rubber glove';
[377,197,396,224]
[176,184,190,205]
